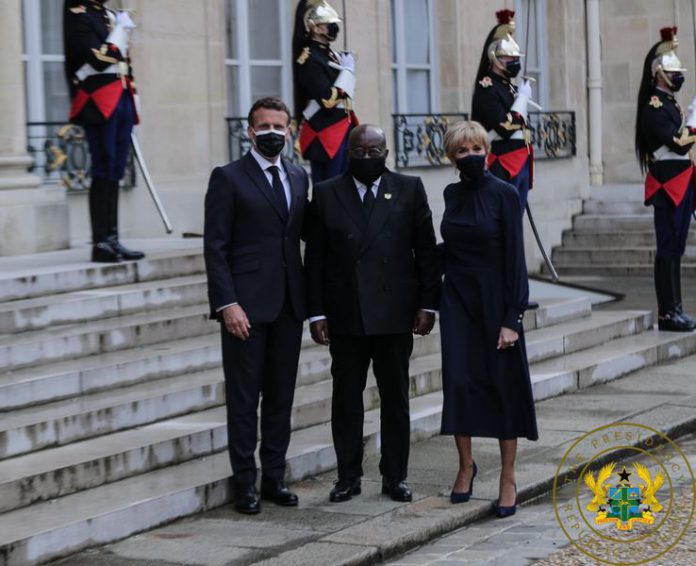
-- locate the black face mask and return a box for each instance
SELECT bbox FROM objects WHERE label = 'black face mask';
[456,155,487,182]
[254,130,286,158]
[349,156,386,185]
[504,59,522,78]
[326,23,340,41]
[669,72,685,92]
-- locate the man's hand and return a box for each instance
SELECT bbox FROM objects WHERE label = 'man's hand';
[412,310,435,336]
[222,304,251,340]
[310,320,330,345]
[497,326,519,350]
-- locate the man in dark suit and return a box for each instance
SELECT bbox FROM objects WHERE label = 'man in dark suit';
[204,97,309,514]
[304,124,441,503]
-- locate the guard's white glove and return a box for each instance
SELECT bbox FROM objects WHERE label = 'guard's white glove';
[511,79,532,119]
[115,11,136,30]
[339,52,355,73]
[686,95,696,129]
[517,79,533,99]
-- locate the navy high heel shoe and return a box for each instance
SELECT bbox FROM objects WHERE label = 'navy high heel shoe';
[494,483,517,518]
[450,462,478,504]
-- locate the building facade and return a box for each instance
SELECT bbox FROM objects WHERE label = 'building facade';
[0,0,691,269]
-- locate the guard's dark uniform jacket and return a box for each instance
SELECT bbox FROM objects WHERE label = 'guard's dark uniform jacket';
[638,88,696,207]
[64,1,137,126]
[295,39,357,162]
[471,73,532,187]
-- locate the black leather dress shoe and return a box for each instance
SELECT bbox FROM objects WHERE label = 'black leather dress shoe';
[260,477,298,507]
[329,478,361,502]
[382,479,412,502]
[92,242,123,263]
[233,483,260,514]
[658,311,696,332]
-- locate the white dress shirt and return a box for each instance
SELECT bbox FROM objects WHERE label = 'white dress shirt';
[216,149,292,314]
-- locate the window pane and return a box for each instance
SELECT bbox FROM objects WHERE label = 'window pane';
[250,66,282,103]
[226,65,240,116]
[404,0,429,65]
[406,70,430,113]
[43,62,70,122]
[392,69,399,113]
[225,0,238,59]
[40,0,64,54]
[249,0,281,60]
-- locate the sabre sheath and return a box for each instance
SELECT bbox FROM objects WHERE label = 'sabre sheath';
[131,133,173,234]
[526,202,559,282]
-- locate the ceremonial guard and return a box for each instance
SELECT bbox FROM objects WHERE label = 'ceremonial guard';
[636,27,696,331]
[471,10,535,212]
[63,0,144,262]
[293,0,359,184]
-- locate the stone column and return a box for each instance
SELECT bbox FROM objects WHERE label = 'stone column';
[0,0,69,256]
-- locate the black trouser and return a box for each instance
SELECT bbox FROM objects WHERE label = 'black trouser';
[329,333,414,482]
[220,300,302,486]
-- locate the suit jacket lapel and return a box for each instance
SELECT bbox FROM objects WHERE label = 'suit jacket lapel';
[334,173,365,233]
[242,153,287,221]
[359,171,399,255]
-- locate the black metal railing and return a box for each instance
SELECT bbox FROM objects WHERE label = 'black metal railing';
[527,111,576,160]
[226,117,303,164]
[393,113,468,169]
[393,111,576,168]
[26,122,136,192]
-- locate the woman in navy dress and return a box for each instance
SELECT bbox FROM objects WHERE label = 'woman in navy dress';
[439,121,538,517]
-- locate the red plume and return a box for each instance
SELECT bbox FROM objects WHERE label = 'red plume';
[496,9,515,25]
[660,26,678,41]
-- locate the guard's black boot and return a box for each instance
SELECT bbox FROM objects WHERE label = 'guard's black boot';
[672,257,696,329]
[89,177,122,263]
[91,241,123,263]
[106,180,145,261]
[655,257,693,331]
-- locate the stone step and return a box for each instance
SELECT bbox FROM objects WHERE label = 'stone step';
[0,304,215,372]
[0,371,226,459]
[0,390,444,566]
[582,200,649,215]
[0,334,222,412]
[572,214,654,232]
[4,320,696,566]
[0,354,444,514]
[553,247,696,266]
[530,324,696,399]
[0,298,590,412]
[0,275,208,334]
[0,309,648,510]
[0,247,204,303]
[547,264,696,276]
[561,231,696,248]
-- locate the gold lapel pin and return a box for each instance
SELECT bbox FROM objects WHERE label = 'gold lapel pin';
[384,193,392,200]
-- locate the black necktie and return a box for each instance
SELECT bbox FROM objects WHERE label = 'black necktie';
[363,184,375,214]
[267,165,288,217]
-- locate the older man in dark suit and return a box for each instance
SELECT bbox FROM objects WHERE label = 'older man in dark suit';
[204,97,309,514]
[304,124,441,503]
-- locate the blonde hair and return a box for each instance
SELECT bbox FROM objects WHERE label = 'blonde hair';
[444,120,490,162]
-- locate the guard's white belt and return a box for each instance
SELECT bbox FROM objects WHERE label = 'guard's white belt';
[303,99,346,121]
[653,145,690,161]
[75,61,128,82]
[488,129,525,142]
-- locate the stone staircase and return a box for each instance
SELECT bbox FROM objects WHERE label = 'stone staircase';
[550,184,696,276]
[2,242,696,566]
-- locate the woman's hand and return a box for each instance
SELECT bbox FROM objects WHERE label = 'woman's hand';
[497,326,519,350]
